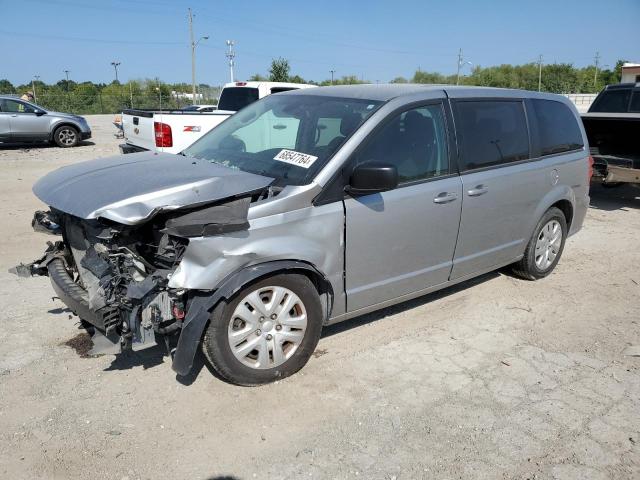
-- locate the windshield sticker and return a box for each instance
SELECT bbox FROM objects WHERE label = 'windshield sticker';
[273,149,318,169]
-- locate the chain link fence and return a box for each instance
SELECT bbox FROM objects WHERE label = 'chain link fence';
[1,89,222,115]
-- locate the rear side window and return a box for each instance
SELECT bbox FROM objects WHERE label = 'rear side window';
[530,99,584,156]
[629,92,640,112]
[217,87,259,111]
[454,100,529,170]
[589,89,631,113]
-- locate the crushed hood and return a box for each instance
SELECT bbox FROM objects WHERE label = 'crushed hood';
[33,152,273,224]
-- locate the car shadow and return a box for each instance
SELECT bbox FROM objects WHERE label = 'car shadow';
[589,183,640,211]
[0,140,95,150]
[173,271,504,385]
[103,344,166,371]
[102,271,504,384]
[321,271,500,339]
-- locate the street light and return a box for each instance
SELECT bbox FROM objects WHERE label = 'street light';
[111,61,121,83]
[190,35,209,104]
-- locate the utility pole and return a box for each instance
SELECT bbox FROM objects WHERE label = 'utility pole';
[456,48,463,85]
[189,8,196,104]
[593,51,600,90]
[32,75,40,103]
[537,54,543,92]
[111,61,121,83]
[63,70,70,110]
[330,69,335,85]
[188,8,208,105]
[226,40,236,82]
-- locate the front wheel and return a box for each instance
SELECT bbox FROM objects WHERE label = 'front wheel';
[202,273,323,386]
[53,125,79,147]
[512,207,567,280]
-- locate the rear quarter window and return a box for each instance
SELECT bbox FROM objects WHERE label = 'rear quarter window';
[629,91,640,112]
[530,99,584,156]
[453,100,530,170]
[589,89,631,113]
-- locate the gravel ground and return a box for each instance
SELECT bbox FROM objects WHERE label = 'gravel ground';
[0,115,638,480]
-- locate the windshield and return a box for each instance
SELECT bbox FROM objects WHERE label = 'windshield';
[218,87,260,111]
[183,94,382,185]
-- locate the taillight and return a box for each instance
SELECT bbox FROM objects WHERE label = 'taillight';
[588,155,594,183]
[154,121,172,147]
[235,81,247,86]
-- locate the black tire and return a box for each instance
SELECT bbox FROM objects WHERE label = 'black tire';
[53,125,79,148]
[202,273,323,386]
[512,207,567,280]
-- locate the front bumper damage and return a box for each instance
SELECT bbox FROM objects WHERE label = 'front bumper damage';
[13,209,188,356]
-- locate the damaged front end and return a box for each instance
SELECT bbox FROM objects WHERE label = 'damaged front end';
[15,208,190,355]
[12,152,276,366]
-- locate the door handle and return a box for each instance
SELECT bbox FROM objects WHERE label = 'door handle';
[433,192,458,204]
[467,185,488,197]
[10,114,17,117]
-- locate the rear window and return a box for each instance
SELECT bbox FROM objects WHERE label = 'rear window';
[217,87,259,111]
[530,99,584,156]
[589,89,631,113]
[629,92,640,112]
[454,100,530,170]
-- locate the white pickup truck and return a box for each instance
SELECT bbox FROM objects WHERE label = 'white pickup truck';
[119,81,315,154]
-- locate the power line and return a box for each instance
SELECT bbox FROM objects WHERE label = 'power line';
[0,29,184,46]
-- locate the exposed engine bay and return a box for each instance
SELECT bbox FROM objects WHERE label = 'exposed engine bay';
[14,194,258,356]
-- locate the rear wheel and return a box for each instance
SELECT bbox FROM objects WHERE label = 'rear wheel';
[512,207,567,280]
[202,274,323,386]
[53,125,79,147]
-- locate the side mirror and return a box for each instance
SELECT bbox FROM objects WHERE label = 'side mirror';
[346,162,398,196]
[35,110,46,116]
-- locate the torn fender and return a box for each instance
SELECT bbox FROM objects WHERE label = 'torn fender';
[172,260,328,377]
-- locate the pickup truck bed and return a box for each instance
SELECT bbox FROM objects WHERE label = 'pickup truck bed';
[121,108,232,154]
[581,84,640,185]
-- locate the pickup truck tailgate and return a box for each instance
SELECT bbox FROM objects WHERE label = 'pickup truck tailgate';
[122,110,156,151]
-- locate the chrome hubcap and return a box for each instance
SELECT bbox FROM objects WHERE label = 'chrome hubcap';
[534,220,562,270]
[58,128,76,145]
[228,286,307,369]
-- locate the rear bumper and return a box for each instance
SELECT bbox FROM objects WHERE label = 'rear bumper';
[119,143,148,154]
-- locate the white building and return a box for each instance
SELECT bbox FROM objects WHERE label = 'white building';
[621,63,640,83]
[171,91,204,101]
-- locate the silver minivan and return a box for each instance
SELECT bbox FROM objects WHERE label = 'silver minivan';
[19,85,590,385]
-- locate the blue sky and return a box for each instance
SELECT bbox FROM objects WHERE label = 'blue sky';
[1,0,638,86]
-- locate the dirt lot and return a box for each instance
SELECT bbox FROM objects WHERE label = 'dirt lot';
[0,115,638,480]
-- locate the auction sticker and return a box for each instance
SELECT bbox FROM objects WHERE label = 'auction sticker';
[273,149,318,169]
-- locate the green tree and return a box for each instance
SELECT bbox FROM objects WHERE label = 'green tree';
[269,58,290,82]
[289,74,307,84]
[412,70,447,84]
[0,79,15,93]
